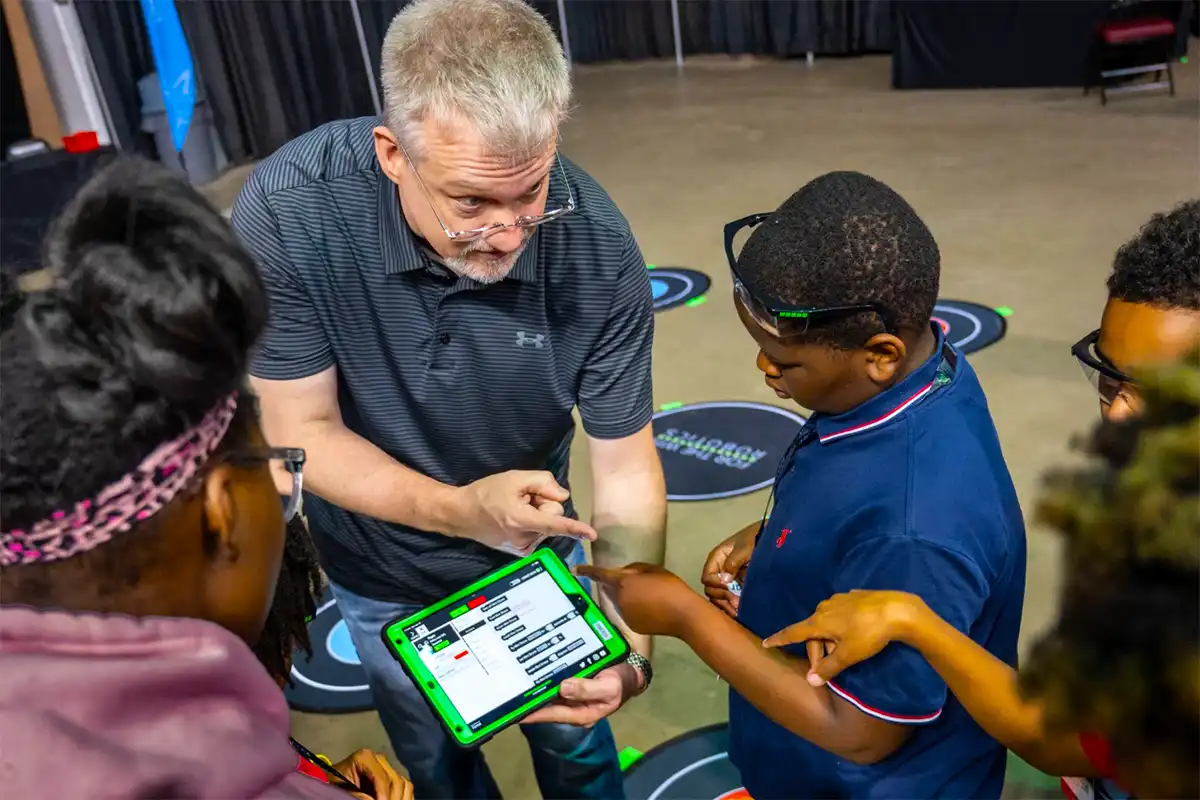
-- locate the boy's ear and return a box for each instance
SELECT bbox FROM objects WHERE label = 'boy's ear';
[862,333,907,385]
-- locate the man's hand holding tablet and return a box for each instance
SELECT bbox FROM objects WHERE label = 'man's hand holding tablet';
[382,550,639,746]
[522,651,645,727]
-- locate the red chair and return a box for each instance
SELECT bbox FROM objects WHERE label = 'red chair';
[1086,14,1177,104]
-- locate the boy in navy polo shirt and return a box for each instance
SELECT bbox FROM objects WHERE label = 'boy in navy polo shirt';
[580,172,1026,799]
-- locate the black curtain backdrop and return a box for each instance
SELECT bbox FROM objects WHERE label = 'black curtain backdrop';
[78,0,892,164]
[555,1,891,61]
[179,1,377,162]
[698,0,891,57]
[893,0,1189,89]
[74,0,155,155]
[78,0,380,165]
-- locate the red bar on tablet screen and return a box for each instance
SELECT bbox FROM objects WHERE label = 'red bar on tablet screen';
[467,596,486,609]
[454,650,469,660]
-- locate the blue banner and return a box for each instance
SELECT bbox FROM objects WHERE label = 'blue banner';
[139,0,194,153]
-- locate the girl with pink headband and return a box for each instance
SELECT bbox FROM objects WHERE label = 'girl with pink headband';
[0,158,410,800]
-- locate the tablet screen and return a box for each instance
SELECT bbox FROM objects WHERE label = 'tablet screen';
[398,558,615,733]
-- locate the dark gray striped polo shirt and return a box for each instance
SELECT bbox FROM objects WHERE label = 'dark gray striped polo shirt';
[232,116,654,605]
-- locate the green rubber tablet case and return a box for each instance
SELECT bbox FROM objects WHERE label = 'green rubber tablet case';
[382,548,629,748]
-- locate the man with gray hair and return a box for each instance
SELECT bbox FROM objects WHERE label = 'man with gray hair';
[232,0,665,797]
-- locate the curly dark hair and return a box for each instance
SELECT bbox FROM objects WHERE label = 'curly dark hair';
[1020,350,1199,791]
[1107,199,1200,309]
[0,157,268,605]
[253,514,326,685]
[736,171,941,348]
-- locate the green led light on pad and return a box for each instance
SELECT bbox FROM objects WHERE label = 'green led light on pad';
[994,306,1013,317]
[646,264,657,270]
[686,296,708,308]
[659,401,684,411]
[619,747,644,771]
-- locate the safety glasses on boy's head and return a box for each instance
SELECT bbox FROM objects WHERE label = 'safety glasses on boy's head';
[1071,329,1138,409]
[724,212,899,339]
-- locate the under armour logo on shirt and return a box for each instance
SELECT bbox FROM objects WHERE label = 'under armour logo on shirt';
[515,331,547,349]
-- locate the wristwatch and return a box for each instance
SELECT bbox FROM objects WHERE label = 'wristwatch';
[625,652,653,694]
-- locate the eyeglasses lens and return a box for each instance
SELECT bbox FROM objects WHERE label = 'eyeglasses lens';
[731,274,785,335]
[1079,361,1120,405]
[1077,341,1136,409]
[282,470,303,522]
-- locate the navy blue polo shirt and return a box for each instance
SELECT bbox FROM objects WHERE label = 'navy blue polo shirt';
[729,332,1026,799]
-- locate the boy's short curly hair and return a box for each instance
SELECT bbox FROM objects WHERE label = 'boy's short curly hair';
[1107,199,1200,310]
[736,171,941,348]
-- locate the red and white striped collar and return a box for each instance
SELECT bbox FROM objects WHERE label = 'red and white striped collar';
[814,340,954,445]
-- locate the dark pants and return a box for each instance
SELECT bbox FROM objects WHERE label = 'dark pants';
[330,543,624,799]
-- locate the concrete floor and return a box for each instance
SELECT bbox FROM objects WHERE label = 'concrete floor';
[214,51,1198,797]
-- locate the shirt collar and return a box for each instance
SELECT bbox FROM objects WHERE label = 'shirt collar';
[375,167,541,285]
[378,172,425,276]
[814,325,949,445]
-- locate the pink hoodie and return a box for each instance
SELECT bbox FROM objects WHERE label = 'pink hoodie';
[0,606,347,798]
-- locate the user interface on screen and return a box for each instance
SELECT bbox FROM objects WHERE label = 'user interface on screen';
[394,557,620,736]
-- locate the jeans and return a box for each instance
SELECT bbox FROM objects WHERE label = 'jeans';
[330,543,624,800]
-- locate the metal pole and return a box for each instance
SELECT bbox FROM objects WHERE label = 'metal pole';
[30,0,115,145]
[670,0,683,68]
[349,0,382,116]
[78,6,120,148]
[556,0,572,65]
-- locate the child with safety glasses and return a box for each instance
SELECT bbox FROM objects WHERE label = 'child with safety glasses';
[754,200,1200,800]
[579,172,1026,799]
[1071,199,1200,422]
[764,351,1199,800]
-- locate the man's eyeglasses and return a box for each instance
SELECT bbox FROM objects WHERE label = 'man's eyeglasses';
[724,213,899,339]
[1071,329,1138,410]
[229,447,306,522]
[399,142,576,243]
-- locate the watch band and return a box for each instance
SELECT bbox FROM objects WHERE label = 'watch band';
[625,652,653,694]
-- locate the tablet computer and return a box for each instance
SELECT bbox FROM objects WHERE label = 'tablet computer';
[381,548,630,748]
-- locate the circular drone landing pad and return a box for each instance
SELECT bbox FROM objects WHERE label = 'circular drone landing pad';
[624,723,747,800]
[648,266,711,312]
[284,588,375,713]
[931,300,1007,354]
[653,402,806,501]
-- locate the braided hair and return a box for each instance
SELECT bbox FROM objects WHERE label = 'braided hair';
[253,514,325,685]
[1021,350,1199,794]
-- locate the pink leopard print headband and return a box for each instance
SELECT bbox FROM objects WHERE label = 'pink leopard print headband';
[0,392,240,567]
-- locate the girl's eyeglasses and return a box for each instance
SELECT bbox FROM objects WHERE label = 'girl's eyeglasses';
[228,447,306,522]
